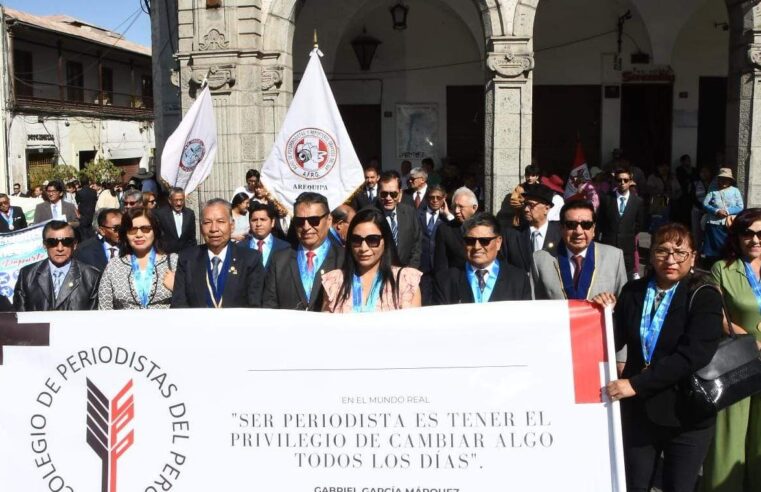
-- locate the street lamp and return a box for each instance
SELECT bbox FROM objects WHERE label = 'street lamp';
[390,2,409,31]
[351,29,382,71]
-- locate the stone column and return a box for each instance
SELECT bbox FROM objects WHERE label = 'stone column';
[484,36,534,213]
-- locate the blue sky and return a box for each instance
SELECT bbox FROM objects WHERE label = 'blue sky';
[1,0,152,46]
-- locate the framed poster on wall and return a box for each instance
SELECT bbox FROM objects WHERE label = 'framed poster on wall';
[396,103,438,161]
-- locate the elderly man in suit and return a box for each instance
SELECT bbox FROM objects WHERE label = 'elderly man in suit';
[13,220,100,311]
[156,187,197,254]
[245,201,290,270]
[0,193,27,232]
[171,199,264,308]
[263,192,344,311]
[502,183,561,273]
[33,180,79,228]
[433,187,478,272]
[434,212,531,304]
[329,204,356,247]
[74,208,122,272]
[375,171,421,268]
[404,167,429,210]
[532,199,627,301]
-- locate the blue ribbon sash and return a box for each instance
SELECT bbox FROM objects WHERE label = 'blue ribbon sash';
[557,241,596,300]
[639,280,679,366]
[351,272,384,312]
[205,245,233,308]
[743,261,761,315]
[465,260,500,303]
[131,249,156,308]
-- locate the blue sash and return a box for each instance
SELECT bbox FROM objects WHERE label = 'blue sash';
[131,249,156,308]
[639,280,679,365]
[557,241,596,300]
[351,272,383,312]
[743,261,761,314]
[465,260,500,303]
[205,245,233,308]
[297,241,331,302]
[1,211,13,230]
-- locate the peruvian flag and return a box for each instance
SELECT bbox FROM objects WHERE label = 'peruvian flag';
[565,138,591,198]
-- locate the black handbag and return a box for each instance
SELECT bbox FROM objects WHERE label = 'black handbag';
[681,284,761,418]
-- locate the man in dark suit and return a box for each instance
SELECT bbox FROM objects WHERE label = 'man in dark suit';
[597,168,645,278]
[171,199,264,308]
[263,192,344,311]
[434,212,531,304]
[75,177,97,238]
[0,193,27,232]
[433,186,479,272]
[33,180,79,228]
[502,183,561,273]
[404,166,430,210]
[376,171,421,268]
[244,201,290,270]
[156,187,197,254]
[74,208,122,272]
[417,185,450,304]
[351,165,381,211]
[329,204,356,247]
[13,220,100,311]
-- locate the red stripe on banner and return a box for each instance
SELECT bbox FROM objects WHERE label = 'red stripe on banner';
[568,301,607,404]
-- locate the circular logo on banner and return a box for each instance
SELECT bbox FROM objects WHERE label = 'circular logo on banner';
[285,128,338,180]
[179,139,206,171]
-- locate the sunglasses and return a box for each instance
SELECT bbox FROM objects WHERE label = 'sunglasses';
[349,234,383,248]
[563,220,595,230]
[293,213,328,228]
[147,199,156,204]
[123,201,139,206]
[428,195,445,201]
[741,229,761,241]
[615,178,630,183]
[44,237,75,248]
[464,236,498,247]
[100,225,120,232]
[379,191,399,199]
[126,225,153,235]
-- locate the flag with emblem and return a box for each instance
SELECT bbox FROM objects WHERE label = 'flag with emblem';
[565,138,591,198]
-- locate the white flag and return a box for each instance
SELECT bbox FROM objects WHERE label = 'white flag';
[160,85,218,195]
[261,49,364,215]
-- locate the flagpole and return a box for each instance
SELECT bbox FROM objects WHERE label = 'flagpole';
[313,29,318,49]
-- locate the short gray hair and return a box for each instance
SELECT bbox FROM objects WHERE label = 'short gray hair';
[451,187,478,207]
[202,198,233,220]
[123,189,143,202]
[409,167,428,180]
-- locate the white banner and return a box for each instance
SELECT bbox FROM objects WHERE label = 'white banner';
[0,222,47,302]
[0,302,624,491]
[260,49,364,215]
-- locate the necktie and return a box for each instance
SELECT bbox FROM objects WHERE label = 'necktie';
[572,255,584,290]
[108,247,116,259]
[415,192,422,208]
[368,188,374,201]
[52,270,64,297]
[427,212,436,234]
[531,230,542,252]
[306,251,316,273]
[52,203,59,219]
[475,269,487,293]
[389,212,398,244]
[211,256,221,289]
[257,240,264,253]
[619,196,626,216]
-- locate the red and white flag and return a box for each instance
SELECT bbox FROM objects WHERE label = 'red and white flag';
[160,85,218,195]
[565,138,591,198]
[260,48,364,215]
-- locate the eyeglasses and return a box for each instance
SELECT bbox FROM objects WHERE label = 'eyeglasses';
[379,191,399,199]
[126,225,153,235]
[523,201,544,210]
[741,229,761,241]
[563,220,595,230]
[0,201,9,206]
[615,178,630,183]
[100,225,120,232]
[652,248,692,263]
[464,236,498,247]
[349,234,383,248]
[293,213,328,228]
[44,237,75,248]
[123,201,139,207]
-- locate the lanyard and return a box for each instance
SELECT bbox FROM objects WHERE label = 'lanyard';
[743,261,761,315]
[351,272,383,312]
[465,260,500,303]
[297,241,330,302]
[557,241,596,300]
[130,249,156,308]
[205,246,232,308]
[639,280,679,365]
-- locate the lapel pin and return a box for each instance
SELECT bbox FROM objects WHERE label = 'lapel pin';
[229,266,238,275]
[547,242,554,249]
[68,282,74,287]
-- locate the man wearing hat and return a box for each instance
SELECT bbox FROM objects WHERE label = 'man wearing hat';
[502,183,562,273]
[702,167,744,265]
[541,175,566,222]
[134,168,158,194]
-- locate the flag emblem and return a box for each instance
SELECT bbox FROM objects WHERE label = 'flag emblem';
[180,139,207,172]
[285,128,338,179]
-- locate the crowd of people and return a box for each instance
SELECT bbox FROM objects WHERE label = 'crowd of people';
[0,154,759,491]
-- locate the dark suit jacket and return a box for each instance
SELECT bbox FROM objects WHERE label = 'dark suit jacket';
[382,203,421,268]
[13,259,100,311]
[262,242,344,311]
[33,200,79,228]
[75,187,97,227]
[0,206,27,232]
[404,187,429,210]
[170,242,264,308]
[74,237,113,272]
[156,206,197,254]
[597,193,645,274]
[614,277,722,428]
[351,187,378,211]
[243,234,291,269]
[433,219,466,272]
[433,262,532,305]
[502,221,562,273]
[417,208,446,274]
[0,294,12,311]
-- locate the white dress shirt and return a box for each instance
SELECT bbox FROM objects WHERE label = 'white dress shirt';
[529,221,550,251]
[567,247,589,278]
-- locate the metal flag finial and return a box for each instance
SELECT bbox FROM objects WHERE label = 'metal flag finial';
[313,29,318,49]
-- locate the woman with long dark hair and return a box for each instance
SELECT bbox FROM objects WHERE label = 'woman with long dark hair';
[98,207,177,309]
[230,192,250,241]
[321,208,421,312]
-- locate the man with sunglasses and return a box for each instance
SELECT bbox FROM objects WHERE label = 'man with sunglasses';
[13,220,100,311]
[74,208,122,272]
[433,213,531,305]
[263,192,344,310]
[532,200,627,302]
[502,184,561,273]
[404,167,430,210]
[375,171,421,268]
[0,193,27,232]
[596,168,644,279]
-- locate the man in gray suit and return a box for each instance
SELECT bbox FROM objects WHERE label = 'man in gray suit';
[33,180,79,228]
[532,199,627,302]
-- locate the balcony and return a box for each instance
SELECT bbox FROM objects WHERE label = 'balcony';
[14,80,154,121]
